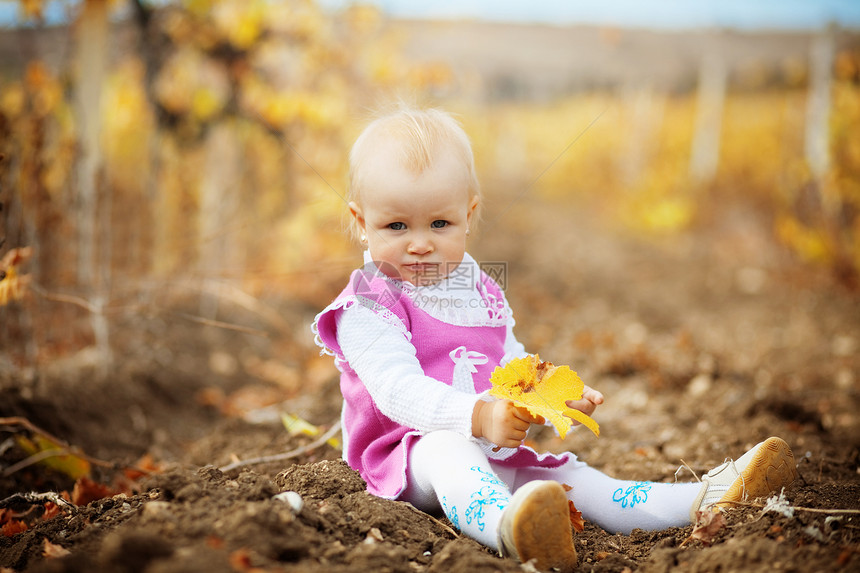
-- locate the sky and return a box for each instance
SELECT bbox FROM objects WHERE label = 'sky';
[1,0,859,30]
[320,0,860,30]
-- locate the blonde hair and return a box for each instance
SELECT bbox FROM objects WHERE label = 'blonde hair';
[347,105,481,240]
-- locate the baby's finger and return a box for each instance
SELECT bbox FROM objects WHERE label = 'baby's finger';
[565,397,596,415]
[511,405,544,425]
[582,385,604,405]
[507,429,527,447]
[509,417,530,432]
[494,433,524,450]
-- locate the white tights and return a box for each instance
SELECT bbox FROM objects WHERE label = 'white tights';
[399,431,701,550]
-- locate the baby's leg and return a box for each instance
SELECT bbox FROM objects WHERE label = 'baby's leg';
[513,458,699,534]
[400,430,515,549]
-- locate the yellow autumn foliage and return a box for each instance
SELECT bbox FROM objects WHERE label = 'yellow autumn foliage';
[489,355,599,439]
[154,47,230,119]
[2,0,859,368]
[18,0,42,19]
[212,0,265,50]
[0,265,29,307]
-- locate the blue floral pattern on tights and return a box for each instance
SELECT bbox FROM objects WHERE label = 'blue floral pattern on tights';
[441,496,460,530]
[612,482,652,508]
[465,486,509,532]
[470,466,507,488]
[464,466,510,532]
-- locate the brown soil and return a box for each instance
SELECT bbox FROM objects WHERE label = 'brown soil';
[1,201,859,572]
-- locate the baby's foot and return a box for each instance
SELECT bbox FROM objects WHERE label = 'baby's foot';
[498,480,577,573]
[691,436,798,519]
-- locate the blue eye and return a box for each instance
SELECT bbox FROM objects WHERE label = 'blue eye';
[388,222,406,231]
[431,220,448,229]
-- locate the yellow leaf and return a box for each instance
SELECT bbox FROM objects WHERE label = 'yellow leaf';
[0,264,30,307]
[15,435,91,480]
[489,355,599,439]
[281,413,340,449]
[281,413,320,438]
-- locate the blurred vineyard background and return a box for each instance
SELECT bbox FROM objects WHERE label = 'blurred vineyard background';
[0,0,859,378]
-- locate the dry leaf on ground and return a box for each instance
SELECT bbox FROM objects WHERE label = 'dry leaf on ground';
[685,509,727,546]
[42,539,71,558]
[71,476,118,506]
[561,484,585,532]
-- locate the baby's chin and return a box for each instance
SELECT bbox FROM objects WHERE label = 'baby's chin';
[372,268,429,286]
[373,262,450,286]
[400,269,449,287]
[400,266,450,287]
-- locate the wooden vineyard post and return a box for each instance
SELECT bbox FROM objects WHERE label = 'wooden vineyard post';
[805,26,835,202]
[73,0,112,374]
[689,37,727,184]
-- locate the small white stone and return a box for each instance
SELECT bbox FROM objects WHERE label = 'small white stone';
[802,525,825,542]
[687,374,712,397]
[363,527,384,544]
[273,491,304,513]
[142,501,173,518]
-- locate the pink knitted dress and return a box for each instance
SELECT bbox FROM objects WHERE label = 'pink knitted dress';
[313,258,569,498]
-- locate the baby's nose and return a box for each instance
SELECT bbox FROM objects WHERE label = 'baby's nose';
[407,236,433,254]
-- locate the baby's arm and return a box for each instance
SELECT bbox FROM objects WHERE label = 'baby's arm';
[337,305,480,436]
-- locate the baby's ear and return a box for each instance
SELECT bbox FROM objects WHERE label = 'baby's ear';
[467,196,479,223]
[348,201,365,228]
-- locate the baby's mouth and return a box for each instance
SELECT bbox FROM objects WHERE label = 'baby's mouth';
[403,263,441,284]
[405,263,437,272]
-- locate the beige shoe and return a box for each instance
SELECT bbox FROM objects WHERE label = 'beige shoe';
[690,437,798,520]
[498,480,577,573]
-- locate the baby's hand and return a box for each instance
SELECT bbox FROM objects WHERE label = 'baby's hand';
[566,385,604,425]
[472,399,544,449]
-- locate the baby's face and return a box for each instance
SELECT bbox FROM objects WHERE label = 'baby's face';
[351,146,478,286]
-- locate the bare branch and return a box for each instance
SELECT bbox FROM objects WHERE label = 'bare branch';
[169,311,269,337]
[400,501,459,539]
[0,416,69,448]
[219,421,341,473]
[0,491,77,512]
[2,448,72,477]
[720,499,860,515]
[27,282,99,313]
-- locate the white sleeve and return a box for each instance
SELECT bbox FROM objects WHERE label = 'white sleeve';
[336,304,479,437]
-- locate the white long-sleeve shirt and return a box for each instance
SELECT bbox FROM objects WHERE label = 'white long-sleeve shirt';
[334,253,527,456]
